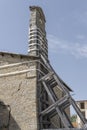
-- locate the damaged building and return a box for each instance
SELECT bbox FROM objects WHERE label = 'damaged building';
[0,6,87,130]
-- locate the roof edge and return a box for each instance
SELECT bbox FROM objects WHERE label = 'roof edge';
[29,6,46,22]
[0,51,39,59]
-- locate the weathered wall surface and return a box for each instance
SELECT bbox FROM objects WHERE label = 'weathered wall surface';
[0,53,38,130]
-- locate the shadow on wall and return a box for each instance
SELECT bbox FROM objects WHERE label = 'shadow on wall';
[0,101,21,130]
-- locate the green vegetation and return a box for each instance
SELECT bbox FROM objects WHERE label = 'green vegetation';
[71,115,77,122]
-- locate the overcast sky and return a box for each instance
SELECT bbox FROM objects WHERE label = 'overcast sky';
[0,0,87,101]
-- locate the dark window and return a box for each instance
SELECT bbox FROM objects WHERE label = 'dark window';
[80,102,85,109]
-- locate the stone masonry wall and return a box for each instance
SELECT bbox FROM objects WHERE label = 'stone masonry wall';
[0,53,38,130]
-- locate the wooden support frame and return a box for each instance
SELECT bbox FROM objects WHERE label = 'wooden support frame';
[41,81,73,128]
[37,55,87,129]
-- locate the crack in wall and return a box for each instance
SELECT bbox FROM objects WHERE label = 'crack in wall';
[11,81,22,96]
[17,82,22,91]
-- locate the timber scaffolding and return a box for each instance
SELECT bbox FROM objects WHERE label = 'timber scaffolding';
[38,55,87,129]
[28,6,87,130]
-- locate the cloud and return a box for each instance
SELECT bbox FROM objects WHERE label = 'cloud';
[48,34,87,59]
[76,35,85,40]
